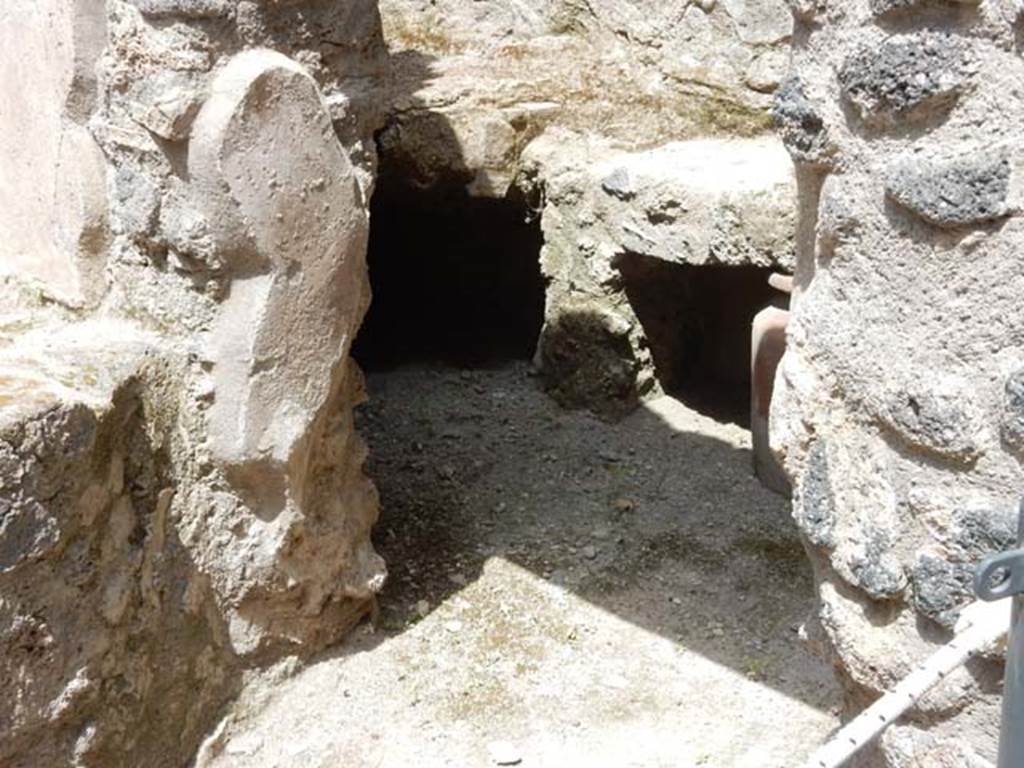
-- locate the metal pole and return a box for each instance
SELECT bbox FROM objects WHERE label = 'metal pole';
[974,500,1024,768]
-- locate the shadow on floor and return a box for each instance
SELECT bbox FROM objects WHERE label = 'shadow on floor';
[345,360,836,714]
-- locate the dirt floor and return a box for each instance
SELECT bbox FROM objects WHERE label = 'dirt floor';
[197,362,841,768]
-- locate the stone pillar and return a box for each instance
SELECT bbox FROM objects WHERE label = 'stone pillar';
[772,2,1024,764]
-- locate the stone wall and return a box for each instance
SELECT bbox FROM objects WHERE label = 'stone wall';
[380,0,794,192]
[379,0,795,194]
[375,0,802,417]
[772,1,1024,764]
[8,0,1019,764]
[521,132,796,416]
[0,2,386,765]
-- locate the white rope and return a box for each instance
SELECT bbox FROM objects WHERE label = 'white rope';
[800,600,1009,768]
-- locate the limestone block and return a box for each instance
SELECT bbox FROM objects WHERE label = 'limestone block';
[524,132,797,414]
[128,73,202,141]
[721,0,793,44]
[189,49,370,480]
[523,133,796,278]
[589,137,797,269]
[0,0,109,306]
[743,48,789,93]
[378,0,787,198]
[184,50,383,658]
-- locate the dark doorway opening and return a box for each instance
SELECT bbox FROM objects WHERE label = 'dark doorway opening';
[352,178,546,371]
[615,253,786,427]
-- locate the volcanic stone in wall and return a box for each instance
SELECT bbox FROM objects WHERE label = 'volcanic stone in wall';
[885,148,1014,228]
[773,76,837,168]
[838,33,972,126]
[877,376,987,463]
[912,504,1018,627]
[793,440,837,548]
[870,0,981,14]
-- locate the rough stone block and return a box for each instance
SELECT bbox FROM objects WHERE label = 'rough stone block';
[838,34,970,126]
[885,148,1014,228]
[721,0,794,44]
[128,78,202,141]
[772,76,836,167]
[525,133,797,415]
[794,441,836,548]
[189,50,370,477]
[878,377,985,463]
[0,320,241,768]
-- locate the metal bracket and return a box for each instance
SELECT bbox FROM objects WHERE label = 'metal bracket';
[974,500,1024,768]
[975,549,1024,602]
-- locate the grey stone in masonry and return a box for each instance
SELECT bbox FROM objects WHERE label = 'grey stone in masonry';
[773,76,836,167]
[870,0,981,15]
[885,148,1014,229]
[912,553,976,628]
[793,441,836,549]
[838,33,972,125]
[847,528,908,601]
[127,0,232,17]
[878,376,987,463]
[913,505,1018,627]
[1002,368,1024,457]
